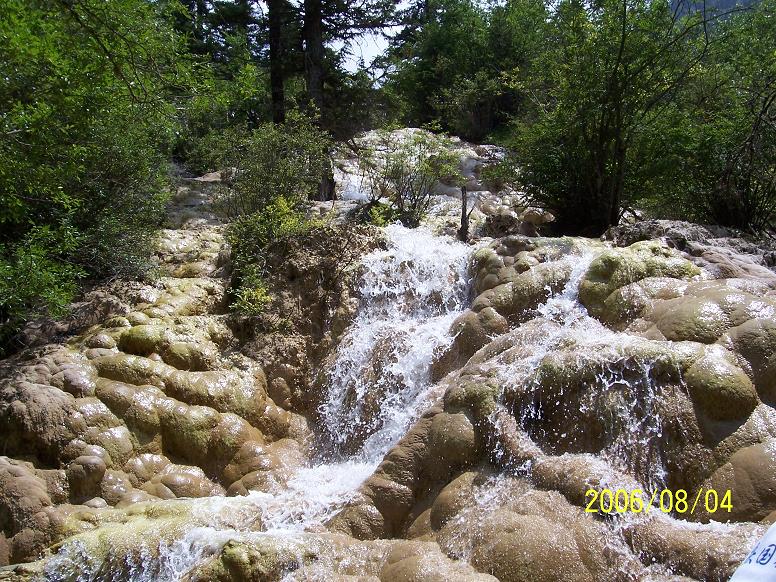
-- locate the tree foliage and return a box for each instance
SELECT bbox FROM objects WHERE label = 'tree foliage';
[385,0,547,141]
[387,0,775,235]
[213,112,332,217]
[686,0,776,229]
[1,0,774,352]
[0,0,187,352]
[511,0,731,234]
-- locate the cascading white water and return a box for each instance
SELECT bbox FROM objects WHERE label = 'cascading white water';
[318,223,474,461]
[43,224,476,582]
[487,247,675,490]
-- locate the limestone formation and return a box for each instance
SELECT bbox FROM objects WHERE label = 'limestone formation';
[0,175,375,570]
[1,172,774,582]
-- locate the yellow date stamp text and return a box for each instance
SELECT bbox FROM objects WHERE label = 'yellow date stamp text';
[585,488,732,515]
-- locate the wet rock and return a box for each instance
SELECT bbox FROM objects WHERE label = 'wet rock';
[143,471,224,499]
[719,317,776,403]
[428,471,477,530]
[701,440,776,522]
[601,277,689,329]
[67,455,107,504]
[0,458,72,565]
[380,540,497,581]
[639,281,775,344]
[579,240,701,320]
[469,512,592,582]
[623,515,762,580]
[0,380,85,466]
[483,209,520,237]
[186,538,314,581]
[684,346,758,423]
[98,470,133,505]
[426,412,480,473]
[438,246,575,377]
[605,220,735,248]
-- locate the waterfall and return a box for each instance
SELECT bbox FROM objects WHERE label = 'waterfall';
[318,223,474,461]
[238,224,473,533]
[43,224,476,582]
[487,247,675,490]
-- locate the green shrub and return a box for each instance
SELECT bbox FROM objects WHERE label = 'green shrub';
[231,266,273,315]
[226,198,316,315]
[178,63,273,175]
[184,126,250,178]
[368,202,399,226]
[0,228,84,353]
[359,130,463,227]
[216,112,330,316]
[480,159,518,192]
[214,112,332,219]
[226,198,311,268]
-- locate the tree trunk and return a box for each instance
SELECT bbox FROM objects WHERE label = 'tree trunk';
[303,0,333,200]
[268,0,285,123]
[195,0,207,43]
[303,0,325,113]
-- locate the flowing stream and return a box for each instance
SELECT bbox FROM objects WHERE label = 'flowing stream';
[43,224,476,581]
[40,225,760,581]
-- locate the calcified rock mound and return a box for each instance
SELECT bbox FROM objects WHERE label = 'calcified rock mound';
[329,234,776,581]
[2,178,775,582]
[0,175,379,571]
[605,219,776,283]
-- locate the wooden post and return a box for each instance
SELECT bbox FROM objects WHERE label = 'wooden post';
[458,186,469,242]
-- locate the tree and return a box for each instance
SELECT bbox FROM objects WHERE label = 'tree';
[385,0,489,136]
[304,0,327,114]
[690,0,776,229]
[300,0,396,199]
[514,0,743,235]
[0,0,188,352]
[382,0,548,141]
[268,0,287,122]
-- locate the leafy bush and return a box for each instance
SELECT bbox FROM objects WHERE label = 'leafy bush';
[214,112,332,219]
[184,126,250,179]
[480,158,519,192]
[177,62,278,175]
[383,0,548,141]
[0,0,184,353]
[0,228,84,352]
[226,198,315,315]
[688,1,776,231]
[508,0,722,235]
[359,130,463,227]
[226,198,312,268]
[231,266,273,316]
[368,202,399,227]
[216,112,330,316]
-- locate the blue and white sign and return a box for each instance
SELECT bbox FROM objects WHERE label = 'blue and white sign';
[731,522,776,581]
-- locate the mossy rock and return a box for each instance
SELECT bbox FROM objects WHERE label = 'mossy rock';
[187,538,315,581]
[684,346,759,422]
[444,380,501,421]
[580,241,700,320]
[427,412,480,468]
[117,325,168,355]
[720,318,776,402]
